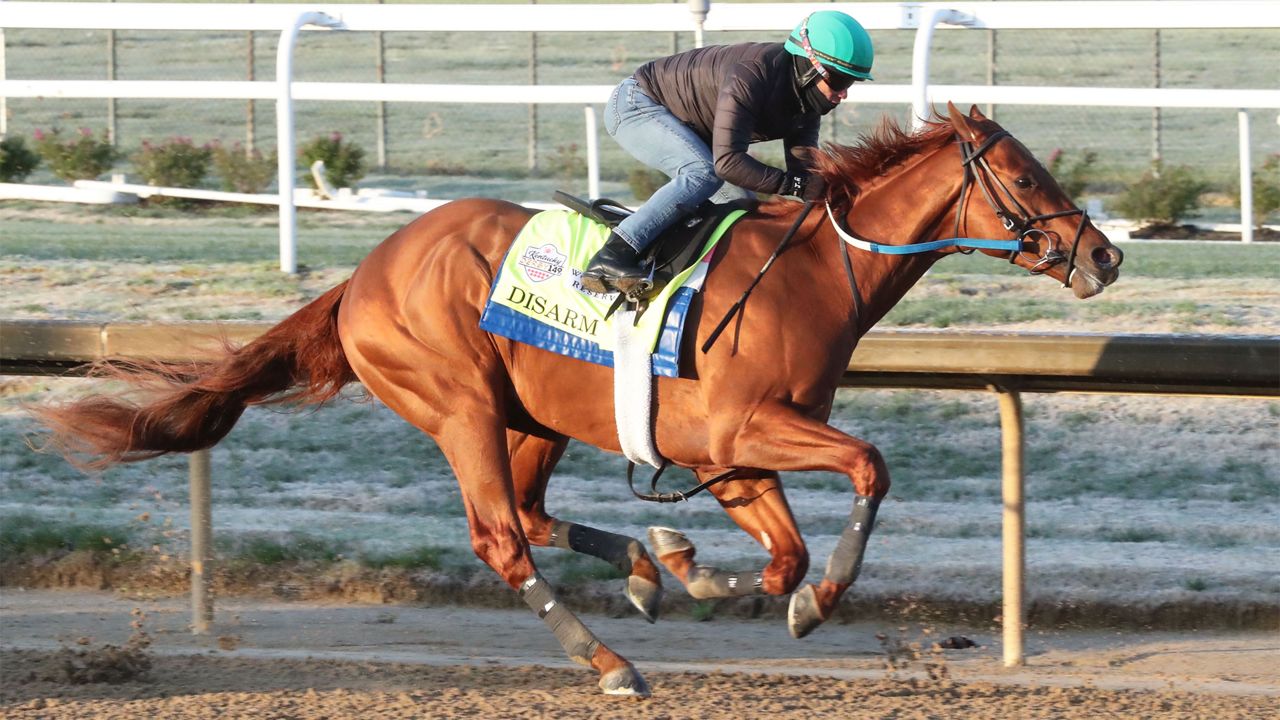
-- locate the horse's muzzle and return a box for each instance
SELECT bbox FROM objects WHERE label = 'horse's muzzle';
[1070,243,1124,298]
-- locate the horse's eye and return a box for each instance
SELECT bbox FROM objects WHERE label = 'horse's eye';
[1014,176,1035,190]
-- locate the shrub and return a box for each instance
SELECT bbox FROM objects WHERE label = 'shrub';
[627,167,667,202]
[131,137,213,188]
[1232,153,1280,229]
[1045,148,1097,204]
[211,141,276,194]
[299,132,366,190]
[32,127,118,182]
[1113,164,1209,225]
[0,135,42,182]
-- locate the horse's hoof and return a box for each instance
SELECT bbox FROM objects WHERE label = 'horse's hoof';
[788,583,825,639]
[599,664,651,698]
[626,574,662,624]
[647,526,693,557]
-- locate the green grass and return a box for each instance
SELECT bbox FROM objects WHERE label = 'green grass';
[1101,527,1172,544]
[0,211,399,265]
[228,533,344,565]
[1184,577,1210,592]
[929,243,1280,281]
[543,554,629,584]
[690,601,717,622]
[0,513,131,555]
[881,297,1068,328]
[364,545,448,570]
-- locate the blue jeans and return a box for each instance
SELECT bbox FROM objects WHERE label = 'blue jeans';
[604,77,751,252]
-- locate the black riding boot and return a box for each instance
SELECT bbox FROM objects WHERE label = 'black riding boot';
[580,232,647,294]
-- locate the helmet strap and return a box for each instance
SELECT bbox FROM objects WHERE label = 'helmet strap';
[792,54,822,89]
[797,15,831,83]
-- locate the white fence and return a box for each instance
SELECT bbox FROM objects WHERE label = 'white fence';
[2,1,1279,270]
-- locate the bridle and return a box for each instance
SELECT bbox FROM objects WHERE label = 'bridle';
[824,129,1090,290]
[957,130,1087,288]
[709,127,1096,359]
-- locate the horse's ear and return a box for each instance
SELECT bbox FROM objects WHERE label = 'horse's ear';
[968,104,988,121]
[947,101,978,141]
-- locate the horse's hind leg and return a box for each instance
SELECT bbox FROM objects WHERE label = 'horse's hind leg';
[508,430,664,622]
[347,355,649,695]
[649,468,809,600]
[431,416,649,696]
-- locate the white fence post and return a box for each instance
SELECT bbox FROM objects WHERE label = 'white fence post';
[1,24,7,137]
[584,105,600,199]
[276,11,342,274]
[911,8,975,129]
[1238,110,1253,244]
[689,0,708,49]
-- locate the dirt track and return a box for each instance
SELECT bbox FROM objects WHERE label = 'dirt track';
[2,590,1276,719]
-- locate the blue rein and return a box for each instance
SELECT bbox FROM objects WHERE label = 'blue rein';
[824,202,1023,256]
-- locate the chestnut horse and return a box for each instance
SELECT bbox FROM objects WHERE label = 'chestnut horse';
[36,105,1122,697]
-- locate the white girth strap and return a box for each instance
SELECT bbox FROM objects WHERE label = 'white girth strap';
[612,307,663,468]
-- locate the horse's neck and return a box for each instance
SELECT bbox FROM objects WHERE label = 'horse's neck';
[834,147,963,333]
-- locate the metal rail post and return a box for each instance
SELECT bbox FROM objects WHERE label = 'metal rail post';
[689,0,708,48]
[275,11,342,274]
[996,388,1026,667]
[374,8,387,170]
[584,105,599,199]
[189,448,213,635]
[107,0,117,146]
[0,24,6,137]
[910,8,976,129]
[1239,110,1253,243]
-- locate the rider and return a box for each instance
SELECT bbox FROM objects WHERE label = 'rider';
[580,10,875,295]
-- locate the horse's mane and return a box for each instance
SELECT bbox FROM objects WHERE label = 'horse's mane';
[758,114,956,216]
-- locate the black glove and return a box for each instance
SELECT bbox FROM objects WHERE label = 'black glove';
[778,172,826,202]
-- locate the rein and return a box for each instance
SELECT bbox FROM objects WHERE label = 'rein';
[700,200,817,354]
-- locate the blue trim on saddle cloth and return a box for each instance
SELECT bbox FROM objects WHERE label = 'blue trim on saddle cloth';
[478,208,744,377]
[478,285,696,378]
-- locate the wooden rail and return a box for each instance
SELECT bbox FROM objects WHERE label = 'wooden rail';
[3,320,1277,661]
[3,320,1276,397]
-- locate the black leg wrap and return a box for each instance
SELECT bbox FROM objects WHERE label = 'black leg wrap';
[549,520,645,573]
[823,494,880,585]
[519,572,601,667]
[685,567,765,599]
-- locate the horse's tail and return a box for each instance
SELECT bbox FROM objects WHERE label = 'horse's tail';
[33,281,357,471]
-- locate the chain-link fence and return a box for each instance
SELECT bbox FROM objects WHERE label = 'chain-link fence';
[3,0,1277,203]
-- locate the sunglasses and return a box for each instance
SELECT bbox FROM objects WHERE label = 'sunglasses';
[823,69,861,92]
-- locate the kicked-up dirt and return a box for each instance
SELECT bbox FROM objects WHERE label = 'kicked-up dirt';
[1,589,1276,719]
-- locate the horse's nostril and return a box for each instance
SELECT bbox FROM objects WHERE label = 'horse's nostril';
[1092,245,1122,268]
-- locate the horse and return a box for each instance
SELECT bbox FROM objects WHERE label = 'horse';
[34,104,1123,697]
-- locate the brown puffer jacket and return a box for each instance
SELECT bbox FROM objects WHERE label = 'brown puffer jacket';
[634,42,820,195]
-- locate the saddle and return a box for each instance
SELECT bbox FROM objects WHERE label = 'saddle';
[553,191,749,306]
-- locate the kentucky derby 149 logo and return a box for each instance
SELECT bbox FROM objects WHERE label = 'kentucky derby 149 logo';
[518,243,567,283]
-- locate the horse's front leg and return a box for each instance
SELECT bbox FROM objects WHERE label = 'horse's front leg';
[649,468,809,599]
[708,401,890,639]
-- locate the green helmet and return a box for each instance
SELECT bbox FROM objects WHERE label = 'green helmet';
[783,11,875,83]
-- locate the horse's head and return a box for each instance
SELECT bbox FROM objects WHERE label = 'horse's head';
[945,102,1123,298]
